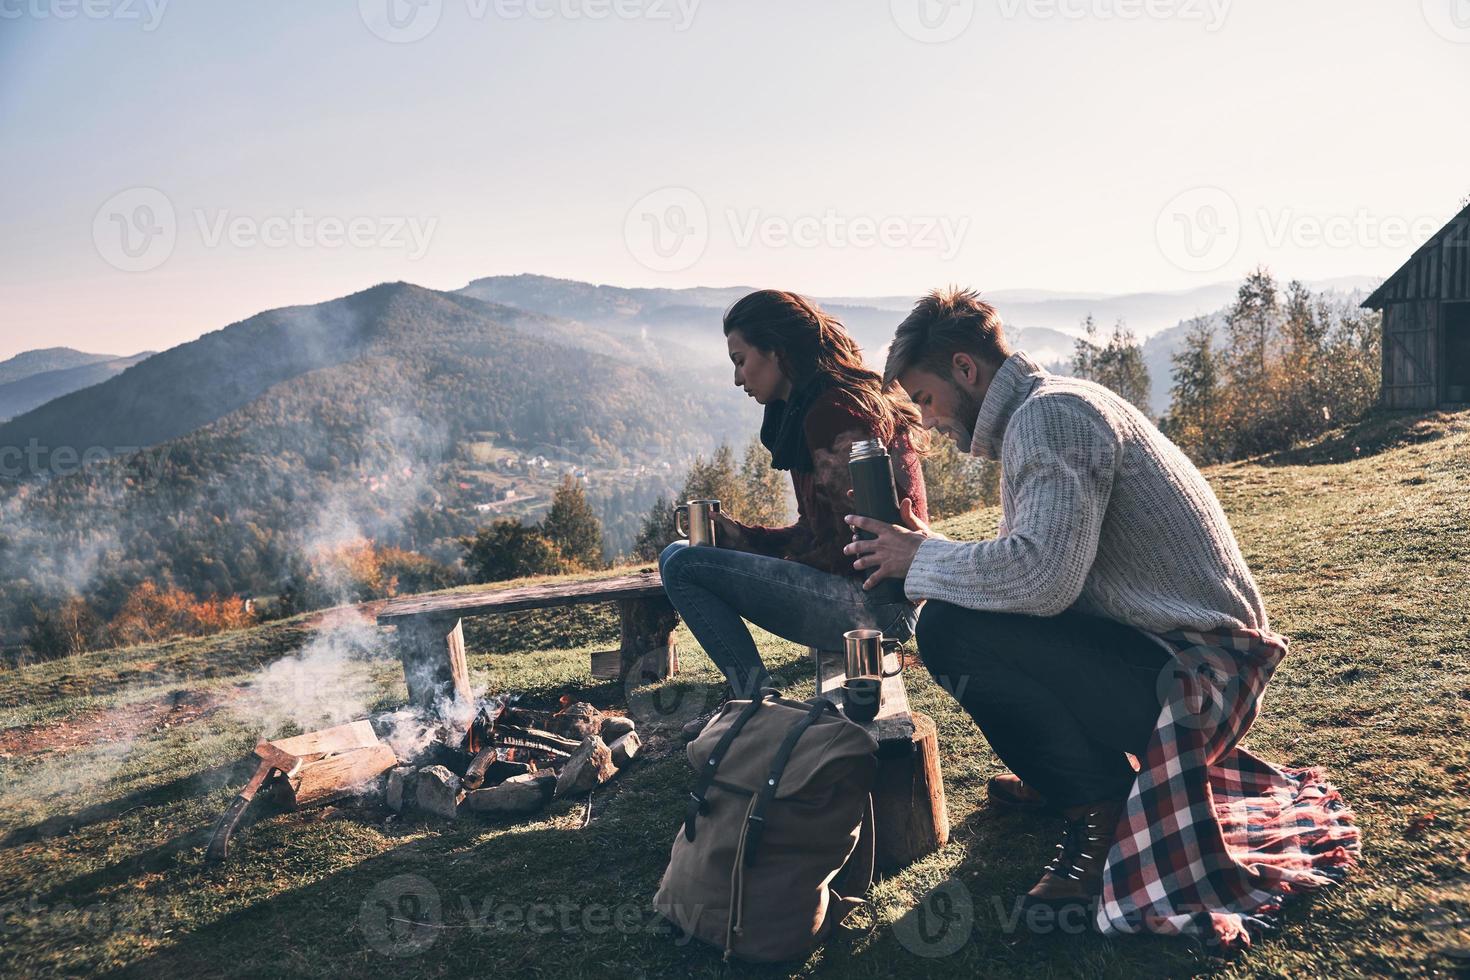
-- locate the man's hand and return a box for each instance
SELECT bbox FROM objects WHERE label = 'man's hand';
[843,498,937,591]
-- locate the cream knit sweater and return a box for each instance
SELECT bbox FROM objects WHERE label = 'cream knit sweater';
[905,351,1268,634]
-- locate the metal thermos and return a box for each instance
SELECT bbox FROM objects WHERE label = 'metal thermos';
[674,499,720,547]
[848,439,908,605]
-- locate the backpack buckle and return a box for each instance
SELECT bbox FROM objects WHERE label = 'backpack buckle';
[742,814,766,866]
[683,792,707,841]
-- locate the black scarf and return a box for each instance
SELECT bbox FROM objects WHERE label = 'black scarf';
[760,374,830,473]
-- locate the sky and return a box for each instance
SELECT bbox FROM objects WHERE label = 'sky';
[1,0,1467,360]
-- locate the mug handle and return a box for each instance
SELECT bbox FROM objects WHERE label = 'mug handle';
[881,640,904,677]
[674,504,689,539]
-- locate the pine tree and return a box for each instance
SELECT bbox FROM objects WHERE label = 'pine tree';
[738,435,789,526]
[680,443,742,506]
[1071,314,1101,380]
[542,474,604,570]
[1164,316,1226,462]
[1096,320,1152,416]
[633,495,675,562]
[1072,315,1152,416]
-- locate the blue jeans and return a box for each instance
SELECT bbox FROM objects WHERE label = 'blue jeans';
[658,540,918,697]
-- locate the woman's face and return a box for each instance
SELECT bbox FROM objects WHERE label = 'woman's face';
[727,329,791,405]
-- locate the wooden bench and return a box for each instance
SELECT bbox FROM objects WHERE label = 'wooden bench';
[810,644,949,872]
[376,569,680,707]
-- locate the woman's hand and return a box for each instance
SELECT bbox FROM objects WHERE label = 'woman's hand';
[712,510,747,550]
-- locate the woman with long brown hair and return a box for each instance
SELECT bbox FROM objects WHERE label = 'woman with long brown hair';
[659,289,929,734]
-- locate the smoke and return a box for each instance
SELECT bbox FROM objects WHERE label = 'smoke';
[228,610,386,738]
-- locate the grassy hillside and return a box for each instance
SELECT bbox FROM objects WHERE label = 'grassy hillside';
[0,409,1466,978]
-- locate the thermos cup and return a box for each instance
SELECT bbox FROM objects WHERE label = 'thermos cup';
[848,439,908,606]
[674,499,721,547]
[841,628,900,724]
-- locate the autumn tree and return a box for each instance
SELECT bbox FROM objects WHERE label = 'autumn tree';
[921,437,997,518]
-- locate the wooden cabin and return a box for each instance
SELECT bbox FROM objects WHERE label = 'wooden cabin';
[1362,202,1470,409]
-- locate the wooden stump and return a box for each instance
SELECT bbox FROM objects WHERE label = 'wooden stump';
[618,596,679,682]
[395,616,472,709]
[872,710,949,873]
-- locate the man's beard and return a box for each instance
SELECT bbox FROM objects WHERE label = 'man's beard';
[941,382,983,455]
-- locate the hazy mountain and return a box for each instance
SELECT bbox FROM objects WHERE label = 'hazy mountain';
[0,282,748,636]
[0,347,120,386]
[0,352,154,422]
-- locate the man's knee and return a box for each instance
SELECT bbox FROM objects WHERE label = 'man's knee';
[915,602,995,703]
[914,601,967,660]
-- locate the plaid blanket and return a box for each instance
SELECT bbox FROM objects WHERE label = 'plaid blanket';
[1096,627,1361,950]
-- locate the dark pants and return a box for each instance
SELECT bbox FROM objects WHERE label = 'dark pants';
[914,601,1171,808]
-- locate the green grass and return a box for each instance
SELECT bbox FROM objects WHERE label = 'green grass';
[2,410,1468,978]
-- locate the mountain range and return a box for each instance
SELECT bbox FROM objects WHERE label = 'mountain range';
[0,270,1382,642]
[0,350,154,422]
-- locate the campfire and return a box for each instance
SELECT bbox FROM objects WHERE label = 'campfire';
[381,694,640,820]
[207,692,640,861]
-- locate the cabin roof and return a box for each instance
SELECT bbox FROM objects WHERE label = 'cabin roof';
[1363,201,1470,310]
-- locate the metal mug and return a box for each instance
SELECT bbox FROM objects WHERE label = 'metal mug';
[674,499,721,547]
[843,628,903,680]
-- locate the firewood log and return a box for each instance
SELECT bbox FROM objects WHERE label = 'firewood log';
[271,743,398,809]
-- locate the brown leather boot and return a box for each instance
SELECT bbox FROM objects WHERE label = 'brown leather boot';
[1021,797,1127,912]
[986,772,1060,815]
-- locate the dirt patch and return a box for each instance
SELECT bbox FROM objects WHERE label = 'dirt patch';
[0,688,234,759]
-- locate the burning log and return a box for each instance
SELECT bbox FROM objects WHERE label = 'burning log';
[502,702,604,740]
[462,746,499,790]
[494,724,581,754]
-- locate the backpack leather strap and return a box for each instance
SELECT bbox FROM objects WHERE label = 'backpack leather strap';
[742,697,838,866]
[683,689,780,842]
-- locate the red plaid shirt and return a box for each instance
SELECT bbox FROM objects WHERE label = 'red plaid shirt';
[1097,627,1361,949]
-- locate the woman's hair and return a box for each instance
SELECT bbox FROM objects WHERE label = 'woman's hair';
[723,289,925,447]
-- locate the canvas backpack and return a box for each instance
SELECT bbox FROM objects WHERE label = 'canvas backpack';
[653,691,879,962]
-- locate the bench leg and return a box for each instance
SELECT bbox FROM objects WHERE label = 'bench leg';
[395,616,473,710]
[618,596,679,682]
[873,710,949,872]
